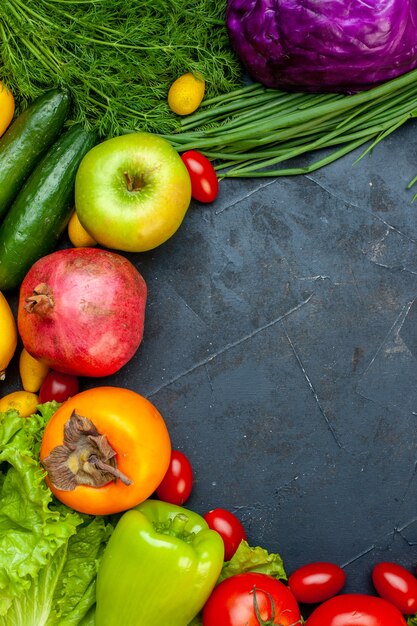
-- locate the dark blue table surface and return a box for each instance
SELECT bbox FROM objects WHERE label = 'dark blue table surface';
[4,118,417,598]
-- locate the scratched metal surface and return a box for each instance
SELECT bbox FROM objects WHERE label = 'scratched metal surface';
[4,118,417,598]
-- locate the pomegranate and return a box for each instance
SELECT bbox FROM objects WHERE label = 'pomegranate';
[18,248,147,377]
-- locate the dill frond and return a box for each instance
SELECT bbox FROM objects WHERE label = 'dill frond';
[0,0,243,137]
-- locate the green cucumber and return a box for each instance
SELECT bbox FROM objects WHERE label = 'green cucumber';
[0,89,70,220]
[0,124,97,291]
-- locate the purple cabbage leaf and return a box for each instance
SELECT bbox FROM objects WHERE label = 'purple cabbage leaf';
[226,0,417,92]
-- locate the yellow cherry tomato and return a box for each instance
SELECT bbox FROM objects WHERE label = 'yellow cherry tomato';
[0,82,15,137]
[68,210,97,247]
[168,72,205,116]
[19,348,50,393]
[0,390,39,417]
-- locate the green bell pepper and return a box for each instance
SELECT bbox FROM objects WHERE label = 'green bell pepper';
[95,499,224,626]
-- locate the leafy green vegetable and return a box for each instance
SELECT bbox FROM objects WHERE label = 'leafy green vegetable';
[408,615,417,626]
[0,403,113,625]
[0,0,242,137]
[218,539,287,583]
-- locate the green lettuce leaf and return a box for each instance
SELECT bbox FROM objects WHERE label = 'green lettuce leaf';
[0,403,113,625]
[78,607,96,626]
[218,540,287,583]
[408,615,417,626]
[0,515,112,626]
[52,515,113,625]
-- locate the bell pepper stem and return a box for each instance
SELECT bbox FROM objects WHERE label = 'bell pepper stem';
[169,513,189,536]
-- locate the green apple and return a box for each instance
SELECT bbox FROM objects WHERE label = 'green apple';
[74,132,191,252]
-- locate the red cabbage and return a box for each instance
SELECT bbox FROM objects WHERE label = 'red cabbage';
[226,0,417,92]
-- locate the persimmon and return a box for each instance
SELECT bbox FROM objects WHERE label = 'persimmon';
[40,386,171,515]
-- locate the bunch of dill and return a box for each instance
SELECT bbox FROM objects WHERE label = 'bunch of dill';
[0,0,243,137]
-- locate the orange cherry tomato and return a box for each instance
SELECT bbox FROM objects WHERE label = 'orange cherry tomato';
[40,386,171,516]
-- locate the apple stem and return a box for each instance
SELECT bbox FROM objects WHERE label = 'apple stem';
[124,171,145,192]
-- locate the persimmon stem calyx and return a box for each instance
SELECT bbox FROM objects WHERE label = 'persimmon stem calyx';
[42,409,132,490]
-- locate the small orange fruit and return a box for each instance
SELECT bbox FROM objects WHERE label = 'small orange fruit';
[0,82,15,137]
[68,210,97,247]
[168,72,205,116]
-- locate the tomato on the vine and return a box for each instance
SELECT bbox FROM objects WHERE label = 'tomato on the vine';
[203,508,247,561]
[288,562,346,604]
[38,370,79,403]
[305,593,407,626]
[372,562,417,615]
[180,150,219,203]
[156,449,193,505]
[202,572,301,626]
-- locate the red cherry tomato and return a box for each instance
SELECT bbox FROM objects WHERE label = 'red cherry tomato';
[203,508,247,561]
[305,593,407,626]
[180,150,219,203]
[38,370,79,404]
[156,449,193,505]
[202,572,301,626]
[288,562,346,604]
[372,562,417,615]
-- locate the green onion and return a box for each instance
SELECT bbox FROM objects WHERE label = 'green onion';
[163,68,417,179]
